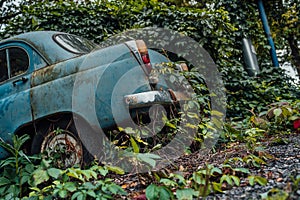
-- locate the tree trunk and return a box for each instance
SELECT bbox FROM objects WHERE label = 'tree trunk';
[287,34,300,77]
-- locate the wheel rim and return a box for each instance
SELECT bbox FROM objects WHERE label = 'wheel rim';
[41,130,83,168]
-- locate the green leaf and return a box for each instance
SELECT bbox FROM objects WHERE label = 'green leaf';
[18,150,32,163]
[230,175,240,186]
[130,137,139,153]
[289,116,300,121]
[0,138,15,156]
[233,167,250,174]
[222,164,232,168]
[165,121,176,129]
[159,186,173,200]
[0,177,11,187]
[253,157,266,165]
[220,175,233,185]
[58,189,68,198]
[123,127,136,134]
[248,176,255,186]
[33,168,49,186]
[17,134,30,148]
[176,188,198,200]
[20,174,30,185]
[81,169,97,180]
[71,192,83,200]
[106,165,125,175]
[146,184,159,200]
[172,173,187,186]
[151,144,162,151]
[95,166,109,176]
[248,175,267,186]
[211,167,222,175]
[262,188,289,199]
[108,184,126,195]
[137,153,160,168]
[160,178,178,187]
[65,182,77,192]
[211,110,224,117]
[86,190,96,198]
[67,168,82,181]
[260,191,269,200]
[192,172,205,185]
[255,176,267,186]
[82,182,96,190]
[47,168,62,179]
[273,108,282,117]
[212,182,223,193]
[41,159,51,168]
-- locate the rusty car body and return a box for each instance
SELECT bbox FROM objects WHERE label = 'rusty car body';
[0,31,186,166]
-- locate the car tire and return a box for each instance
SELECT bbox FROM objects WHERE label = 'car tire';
[31,116,93,168]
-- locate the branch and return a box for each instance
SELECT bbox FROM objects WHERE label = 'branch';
[287,34,300,75]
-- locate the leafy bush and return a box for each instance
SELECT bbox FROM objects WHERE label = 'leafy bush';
[146,162,267,199]
[223,66,299,119]
[0,135,126,200]
[28,162,127,200]
[0,134,37,199]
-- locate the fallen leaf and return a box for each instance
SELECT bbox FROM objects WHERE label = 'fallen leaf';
[266,171,273,179]
[276,177,283,182]
[179,165,185,171]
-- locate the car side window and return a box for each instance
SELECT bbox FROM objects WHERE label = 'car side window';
[0,49,8,82]
[9,47,29,77]
[0,47,29,83]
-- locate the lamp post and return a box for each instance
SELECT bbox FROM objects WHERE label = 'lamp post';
[257,0,279,67]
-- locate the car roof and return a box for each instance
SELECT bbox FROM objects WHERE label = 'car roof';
[0,31,82,65]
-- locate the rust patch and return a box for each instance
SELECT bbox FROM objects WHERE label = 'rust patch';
[31,64,57,87]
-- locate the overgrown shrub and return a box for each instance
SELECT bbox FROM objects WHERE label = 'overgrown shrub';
[223,66,299,119]
[0,135,126,200]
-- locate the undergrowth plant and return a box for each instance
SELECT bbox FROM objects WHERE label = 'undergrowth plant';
[221,99,300,151]
[224,67,299,119]
[0,134,37,199]
[27,161,127,200]
[146,161,268,200]
[0,134,127,200]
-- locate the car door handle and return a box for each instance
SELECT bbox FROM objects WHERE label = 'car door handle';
[13,77,28,86]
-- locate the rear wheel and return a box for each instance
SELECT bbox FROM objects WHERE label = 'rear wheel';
[31,116,91,168]
[40,129,83,168]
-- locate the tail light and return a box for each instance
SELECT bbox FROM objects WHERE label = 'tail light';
[136,40,152,74]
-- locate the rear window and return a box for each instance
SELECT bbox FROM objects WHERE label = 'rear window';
[54,34,98,54]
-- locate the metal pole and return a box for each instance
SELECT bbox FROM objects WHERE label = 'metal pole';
[257,0,279,67]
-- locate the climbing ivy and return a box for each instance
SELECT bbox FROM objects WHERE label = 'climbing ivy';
[0,0,298,118]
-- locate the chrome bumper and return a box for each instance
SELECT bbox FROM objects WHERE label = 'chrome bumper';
[124,90,189,108]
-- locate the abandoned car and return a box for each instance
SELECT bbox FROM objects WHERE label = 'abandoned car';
[0,31,187,166]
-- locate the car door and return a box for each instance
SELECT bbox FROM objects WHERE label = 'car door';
[0,43,33,158]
